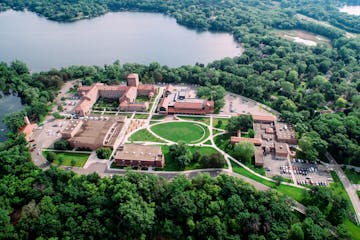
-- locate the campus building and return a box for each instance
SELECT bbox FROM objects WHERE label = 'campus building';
[230,114,297,164]
[158,85,214,115]
[61,116,126,150]
[75,74,156,116]
[114,144,165,168]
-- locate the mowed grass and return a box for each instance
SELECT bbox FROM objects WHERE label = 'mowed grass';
[134,114,149,119]
[151,115,166,120]
[212,118,229,130]
[42,151,90,167]
[160,145,219,171]
[177,116,210,125]
[329,171,360,238]
[128,129,165,143]
[231,161,306,203]
[151,122,209,143]
[342,219,360,240]
[343,167,360,184]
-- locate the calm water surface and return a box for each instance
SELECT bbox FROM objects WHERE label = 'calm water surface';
[0,94,23,141]
[0,10,242,71]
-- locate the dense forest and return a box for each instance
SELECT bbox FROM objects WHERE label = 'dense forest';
[0,0,359,238]
[0,134,352,239]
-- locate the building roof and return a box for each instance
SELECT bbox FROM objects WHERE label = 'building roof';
[127,73,139,79]
[252,115,277,123]
[255,148,264,166]
[69,117,125,148]
[275,142,289,156]
[230,137,262,145]
[165,84,174,93]
[115,144,163,162]
[276,122,297,141]
[138,84,156,91]
[174,101,205,110]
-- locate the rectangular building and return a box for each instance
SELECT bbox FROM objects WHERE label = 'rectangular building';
[114,144,164,168]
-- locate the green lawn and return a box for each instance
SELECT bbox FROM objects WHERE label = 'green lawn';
[177,116,210,125]
[213,118,229,130]
[42,151,90,167]
[159,145,220,171]
[128,129,165,143]
[357,191,360,199]
[151,122,209,143]
[231,161,306,203]
[342,219,360,240]
[330,171,356,214]
[203,140,212,145]
[343,167,360,184]
[329,171,360,239]
[151,115,166,120]
[134,114,149,119]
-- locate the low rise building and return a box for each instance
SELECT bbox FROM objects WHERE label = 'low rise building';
[61,116,126,150]
[276,122,297,145]
[114,144,164,168]
[159,85,214,115]
[75,73,156,116]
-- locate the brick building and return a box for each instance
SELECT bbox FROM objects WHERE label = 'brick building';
[75,74,156,116]
[158,85,214,115]
[114,144,164,168]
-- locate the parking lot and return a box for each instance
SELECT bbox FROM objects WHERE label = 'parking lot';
[264,156,332,186]
[221,93,276,116]
[291,159,332,186]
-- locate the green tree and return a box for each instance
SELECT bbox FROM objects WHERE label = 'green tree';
[200,152,225,168]
[96,147,112,159]
[53,139,70,150]
[226,115,253,136]
[234,142,255,163]
[46,151,56,162]
[289,223,304,240]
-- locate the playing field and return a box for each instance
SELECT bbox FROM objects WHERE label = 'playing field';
[151,122,209,143]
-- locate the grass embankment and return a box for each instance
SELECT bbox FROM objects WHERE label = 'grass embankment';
[232,162,306,203]
[42,151,90,167]
[177,116,210,125]
[151,122,209,144]
[342,167,360,184]
[128,129,165,143]
[330,171,360,239]
[212,118,229,130]
[160,146,220,171]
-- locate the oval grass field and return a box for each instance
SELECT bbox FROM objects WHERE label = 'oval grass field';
[150,122,209,143]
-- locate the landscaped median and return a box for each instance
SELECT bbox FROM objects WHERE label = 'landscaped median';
[42,150,90,167]
[150,121,210,144]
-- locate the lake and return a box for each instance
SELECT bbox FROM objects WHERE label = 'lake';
[339,5,360,16]
[0,10,242,72]
[0,94,23,141]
